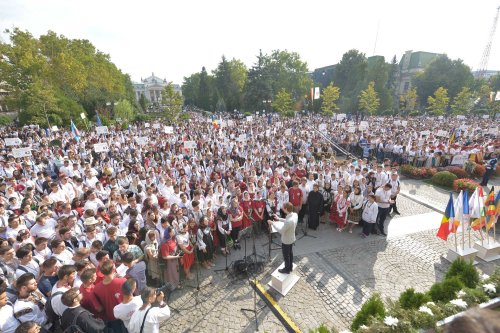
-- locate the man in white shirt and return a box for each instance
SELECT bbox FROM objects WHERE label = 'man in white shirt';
[48,182,69,204]
[0,285,19,333]
[128,287,170,333]
[388,172,401,215]
[375,183,393,236]
[361,194,379,238]
[114,279,143,332]
[268,202,297,274]
[298,177,309,223]
[30,214,57,240]
[374,165,388,190]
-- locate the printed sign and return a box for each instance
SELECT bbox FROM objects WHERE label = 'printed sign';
[144,123,150,128]
[438,116,444,120]
[51,126,59,131]
[488,127,498,135]
[4,138,22,146]
[360,121,368,128]
[93,143,109,152]
[401,121,408,127]
[246,116,253,122]
[482,115,490,119]
[135,137,149,145]
[284,129,292,136]
[451,155,468,166]
[337,113,346,121]
[184,141,196,149]
[436,130,449,138]
[394,120,401,126]
[420,130,431,137]
[12,147,32,158]
[96,126,108,135]
[456,115,465,120]
[164,126,173,134]
[238,134,247,141]
[348,127,356,133]
[153,123,161,129]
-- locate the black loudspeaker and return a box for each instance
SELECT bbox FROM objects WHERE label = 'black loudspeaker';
[231,258,265,277]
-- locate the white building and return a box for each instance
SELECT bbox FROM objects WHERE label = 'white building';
[133,73,181,104]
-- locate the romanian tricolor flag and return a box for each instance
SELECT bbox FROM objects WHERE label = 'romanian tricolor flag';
[71,120,80,141]
[437,193,455,240]
[212,115,219,130]
[486,187,497,229]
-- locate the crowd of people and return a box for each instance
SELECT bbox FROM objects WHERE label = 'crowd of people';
[0,112,497,333]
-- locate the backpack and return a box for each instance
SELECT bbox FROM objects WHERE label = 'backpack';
[62,308,86,333]
[45,291,64,331]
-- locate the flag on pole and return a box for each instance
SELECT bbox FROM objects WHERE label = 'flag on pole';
[470,187,486,230]
[486,187,496,230]
[70,120,80,141]
[96,112,103,126]
[453,190,463,233]
[211,114,219,130]
[314,87,320,100]
[437,193,455,240]
[449,128,456,145]
[495,190,500,215]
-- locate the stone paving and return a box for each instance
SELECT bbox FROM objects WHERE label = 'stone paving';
[160,185,500,333]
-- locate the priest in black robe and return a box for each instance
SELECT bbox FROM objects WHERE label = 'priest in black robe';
[307,184,324,230]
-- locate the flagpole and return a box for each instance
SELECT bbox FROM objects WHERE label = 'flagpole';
[461,212,465,251]
[454,227,458,252]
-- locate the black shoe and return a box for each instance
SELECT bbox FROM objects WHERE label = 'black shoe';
[278,268,290,274]
[394,211,401,215]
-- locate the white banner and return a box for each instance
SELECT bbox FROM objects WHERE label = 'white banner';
[96,126,108,135]
[337,113,346,121]
[482,115,490,119]
[238,134,247,142]
[135,137,149,145]
[488,127,498,135]
[319,123,327,131]
[456,115,465,120]
[93,143,109,153]
[220,120,226,128]
[402,121,408,127]
[153,123,161,129]
[394,120,401,126]
[164,126,173,134]
[51,126,59,131]
[360,121,368,128]
[144,123,150,128]
[265,129,271,136]
[436,130,449,137]
[184,141,196,149]
[438,116,444,120]
[314,87,320,100]
[4,138,22,146]
[12,147,32,158]
[80,113,86,119]
[246,116,253,122]
[451,155,468,166]
[347,121,354,127]
[348,127,356,133]
[420,130,431,137]
[459,125,468,130]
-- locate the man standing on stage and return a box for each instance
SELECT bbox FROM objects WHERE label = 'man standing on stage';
[268,202,297,274]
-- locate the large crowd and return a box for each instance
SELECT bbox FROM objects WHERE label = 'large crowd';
[0,112,497,333]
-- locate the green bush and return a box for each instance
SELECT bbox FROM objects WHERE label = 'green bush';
[430,171,457,188]
[179,112,190,121]
[243,111,252,117]
[351,293,386,331]
[428,277,463,302]
[0,115,13,125]
[308,324,337,333]
[134,113,152,122]
[461,287,489,305]
[445,258,479,288]
[398,288,431,309]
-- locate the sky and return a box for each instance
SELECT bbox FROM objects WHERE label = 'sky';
[1,0,500,85]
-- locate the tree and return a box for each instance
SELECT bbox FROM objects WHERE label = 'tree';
[333,49,367,114]
[366,56,392,113]
[321,84,341,115]
[413,55,473,106]
[451,87,473,115]
[359,82,379,115]
[213,56,247,112]
[198,67,214,111]
[271,89,293,116]
[427,87,449,115]
[182,72,200,107]
[161,83,183,122]
[399,87,418,115]
[243,50,273,112]
[138,93,148,112]
[114,99,135,122]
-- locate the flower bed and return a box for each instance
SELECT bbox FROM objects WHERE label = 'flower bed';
[400,165,437,179]
[314,260,500,333]
[453,178,481,193]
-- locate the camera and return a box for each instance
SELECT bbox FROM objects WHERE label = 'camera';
[156,282,176,296]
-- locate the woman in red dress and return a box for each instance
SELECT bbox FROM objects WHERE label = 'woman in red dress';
[252,190,266,234]
[332,189,350,231]
[228,198,243,250]
[240,191,253,229]
[176,221,195,280]
[161,226,181,288]
[330,185,343,225]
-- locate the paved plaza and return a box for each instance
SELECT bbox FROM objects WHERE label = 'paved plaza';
[161,181,500,333]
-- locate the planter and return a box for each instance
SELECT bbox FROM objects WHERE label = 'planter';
[436,297,500,328]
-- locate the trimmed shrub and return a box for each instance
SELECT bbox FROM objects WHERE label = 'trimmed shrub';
[442,166,468,179]
[351,293,386,331]
[453,178,480,193]
[398,288,431,310]
[0,115,13,125]
[430,171,457,188]
[428,277,463,302]
[461,287,489,305]
[445,258,479,288]
[473,163,486,177]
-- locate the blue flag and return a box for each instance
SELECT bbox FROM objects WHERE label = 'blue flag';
[96,113,102,126]
[71,120,80,141]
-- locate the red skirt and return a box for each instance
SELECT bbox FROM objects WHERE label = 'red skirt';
[182,245,195,270]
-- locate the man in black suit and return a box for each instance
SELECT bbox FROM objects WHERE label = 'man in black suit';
[60,288,110,333]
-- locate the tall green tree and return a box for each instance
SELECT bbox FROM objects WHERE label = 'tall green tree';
[413,55,473,106]
[198,67,215,111]
[399,87,418,115]
[272,89,293,116]
[161,83,183,122]
[213,56,247,112]
[366,56,392,113]
[113,99,135,122]
[243,50,274,112]
[182,72,200,107]
[138,93,148,112]
[451,87,473,115]
[359,81,380,115]
[321,84,341,116]
[427,87,449,115]
[333,49,367,114]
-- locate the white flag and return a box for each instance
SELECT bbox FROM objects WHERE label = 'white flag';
[314,87,320,100]
[453,191,463,230]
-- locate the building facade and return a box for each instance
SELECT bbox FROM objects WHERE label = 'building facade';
[398,50,441,95]
[133,73,181,104]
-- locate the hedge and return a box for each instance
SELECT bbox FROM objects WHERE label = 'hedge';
[430,171,457,188]
[452,178,480,193]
